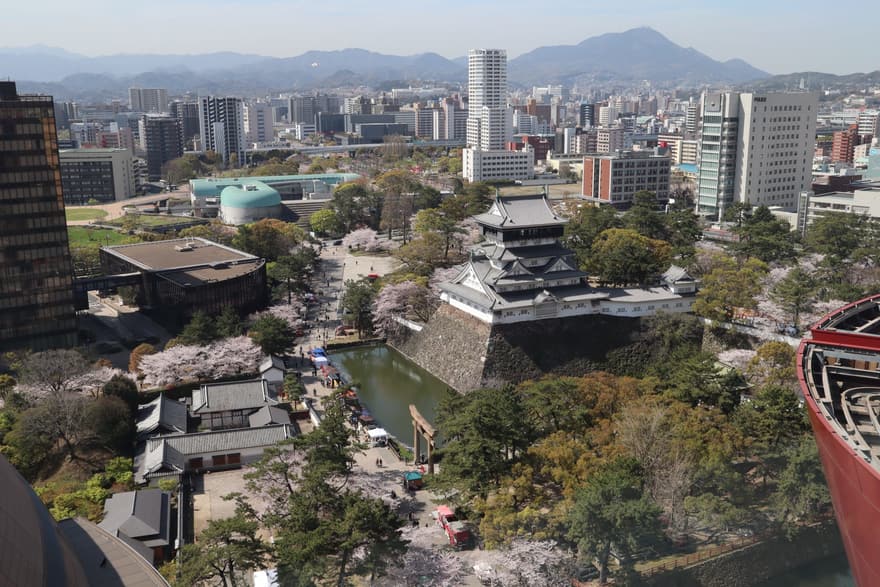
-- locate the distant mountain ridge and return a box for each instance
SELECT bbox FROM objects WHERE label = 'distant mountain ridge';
[2,28,773,99]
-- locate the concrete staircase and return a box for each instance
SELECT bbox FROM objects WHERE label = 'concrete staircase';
[281,199,332,229]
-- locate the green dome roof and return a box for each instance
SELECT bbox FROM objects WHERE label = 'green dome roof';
[220,182,281,208]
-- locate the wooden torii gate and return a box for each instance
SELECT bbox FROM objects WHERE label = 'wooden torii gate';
[409,404,436,475]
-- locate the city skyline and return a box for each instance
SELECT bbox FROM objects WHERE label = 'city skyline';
[2,0,878,76]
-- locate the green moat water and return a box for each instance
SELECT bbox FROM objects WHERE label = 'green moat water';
[755,554,853,587]
[330,345,452,445]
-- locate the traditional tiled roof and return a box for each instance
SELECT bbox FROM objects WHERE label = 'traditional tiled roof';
[191,379,276,414]
[138,425,294,482]
[662,265,695,284]
[248,405,291,428]
[473,194,567,229]
[98,490,170,549]
[136,394,187,439]
[260,355,286,373]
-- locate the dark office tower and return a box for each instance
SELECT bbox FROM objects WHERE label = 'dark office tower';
[138,115,183,181]
[169,100,200,147]
[0,82,77,351]
[579,103,595,128]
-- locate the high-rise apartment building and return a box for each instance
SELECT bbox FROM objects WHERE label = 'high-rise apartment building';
[0,82,77,351]
[198,96,245,165]
[466,49,510,150]
[697,91,817,217]
[129,88,169,113]
[857,110,879,141]
[463,49,533,182]
[138,115,183,181]
[244,102,274,144]
[831,125,860,165]
[169,100,201,147]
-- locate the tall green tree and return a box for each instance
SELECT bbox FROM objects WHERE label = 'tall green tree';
[248,315,295,355]
[805,211,866,260]
[733,206,796,263]
[331,181,382,231]
[412,208,466,261]
[341,279,376,338]
[268,249,317,304]
[665,208,702,262]
[309,208,342,236]
[173,504,270,587]
[692,255,768,322]
[231,219,303,262]
[770,435,831,536]
[178,310,218,345]
[568,457,662,584]
[102,374,139,415]
[216,306,245,338]
[624,190,670,241]
[770,266,816,330]
[563,205,621,269]
[435,387,533,498]
[589,228,671,286]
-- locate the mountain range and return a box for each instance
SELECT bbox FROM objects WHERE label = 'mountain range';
[2,28,774,100]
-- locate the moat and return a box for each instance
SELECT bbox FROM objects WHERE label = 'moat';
[330,345,452,444]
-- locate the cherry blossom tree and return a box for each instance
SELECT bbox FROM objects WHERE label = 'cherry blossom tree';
[717,349,757,373]
[429,266,463,295]
[472,539,579,587]
[372,281,437,336]
[343,228,384,252]
[249,299,307,330]
[138,336,264,389]
[384,525,466,586]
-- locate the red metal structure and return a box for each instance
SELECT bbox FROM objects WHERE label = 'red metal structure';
[798,294,880,587]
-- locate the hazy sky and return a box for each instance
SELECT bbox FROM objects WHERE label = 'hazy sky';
[3,0,877,75]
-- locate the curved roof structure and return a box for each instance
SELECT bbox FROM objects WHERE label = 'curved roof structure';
[220,182,281,209]
[0,454,168,586]
[190,173,361,199]
[798,294,880,587]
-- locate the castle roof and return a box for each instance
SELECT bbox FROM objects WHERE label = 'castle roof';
[473,193,566,229]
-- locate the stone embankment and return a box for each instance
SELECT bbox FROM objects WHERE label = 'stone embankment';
[393,305,644,391]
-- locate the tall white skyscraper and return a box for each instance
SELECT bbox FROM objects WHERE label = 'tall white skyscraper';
[462,48,532,183]
[198,96,246,165]
[697,91,817,218]
[466,49,511,150]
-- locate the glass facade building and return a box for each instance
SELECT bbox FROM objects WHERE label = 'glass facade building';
[0,81,77,351]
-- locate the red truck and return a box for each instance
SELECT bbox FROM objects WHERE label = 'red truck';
[434,505,471,548]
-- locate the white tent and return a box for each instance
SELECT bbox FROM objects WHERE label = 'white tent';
[367,427,389,446]
[313,356,329,365]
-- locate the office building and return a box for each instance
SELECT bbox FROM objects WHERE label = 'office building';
[582,150,672,207]
[579,103,595,128]
[0,81,77,351]
[697,91,817,217]
[198,96,245,166]
[463,49,533,182]
[139,115,183,181]
[60,148,136,204]
[169,100,200,147]
[244,102,274,144]
[129,88,169,113]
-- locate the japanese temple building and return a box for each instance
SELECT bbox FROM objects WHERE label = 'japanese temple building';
[439,193,697,325]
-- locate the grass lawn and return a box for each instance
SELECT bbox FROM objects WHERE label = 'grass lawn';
[65,207,108,221]
[67,226,140,248]
[104,214,199,228]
